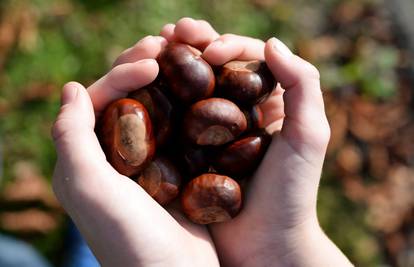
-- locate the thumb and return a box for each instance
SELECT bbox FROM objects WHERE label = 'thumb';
[264,38,330,157]
[52,82,113,180]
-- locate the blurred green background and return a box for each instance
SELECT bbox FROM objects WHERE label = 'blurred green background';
[0,0,413,266]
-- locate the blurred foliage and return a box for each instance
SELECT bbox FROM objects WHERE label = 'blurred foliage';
[0,0,411,266]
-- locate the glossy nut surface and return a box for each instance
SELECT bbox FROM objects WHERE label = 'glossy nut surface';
[217,60,276,106]
[181,173,242,224]
[138,156,181,205]
[159,43,215,103]
[243,105,264,132]
[213,130,272,178]
[99,98,155,176]
[129,83,174,147]
[183,98,247,146]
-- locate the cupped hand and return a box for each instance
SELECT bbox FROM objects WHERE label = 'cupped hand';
[162,18,353,267]
[51,19,221,267]
[52,17,352,267]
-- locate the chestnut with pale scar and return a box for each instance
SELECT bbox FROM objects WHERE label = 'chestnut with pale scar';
[183,98,247,146]
[99,98,155,177]
[181,174,242,224]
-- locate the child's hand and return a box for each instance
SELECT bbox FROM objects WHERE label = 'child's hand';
[51,19,222,267]
[162,18,353,267]
[52,17,353,267]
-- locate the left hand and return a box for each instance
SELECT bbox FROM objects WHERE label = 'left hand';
[51,19,223,267]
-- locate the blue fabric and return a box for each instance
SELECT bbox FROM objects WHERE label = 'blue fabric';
[0,234,52,267]
[0,221,100,267]
[63,221,100,267]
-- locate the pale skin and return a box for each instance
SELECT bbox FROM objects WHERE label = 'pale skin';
[52,18,354,267]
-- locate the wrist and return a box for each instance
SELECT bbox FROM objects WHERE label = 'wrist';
[271,219,353,267]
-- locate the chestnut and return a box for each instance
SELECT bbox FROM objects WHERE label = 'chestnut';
[183,98,247,146]
[181,173,242,224]
[216,60,276,106]
[159,43,215,103]
[243,105,264,132]
[180,145,216,177]
[213,130,272,178]
[129,82,174,147]
[137,156,181,205]
[99,98,155,176]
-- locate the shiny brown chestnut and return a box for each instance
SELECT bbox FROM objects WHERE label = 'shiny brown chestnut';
[213,130,272,178]
[137,156,181,205]
[99,98,155,176]
[181,173,242,224]
[183,98,247,146]
[129,83,174,147]
[159,43,215,103]
[243,105,264,132]
[217,60,276,106]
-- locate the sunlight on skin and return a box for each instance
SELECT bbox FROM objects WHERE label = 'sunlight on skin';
[52,17,353,267]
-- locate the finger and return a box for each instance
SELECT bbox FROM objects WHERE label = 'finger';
[88,59,158,115]
[113,36,167,67]
[264,37,330,152]
[160,23,177,42]
[52,82,111,176]
[203,34,265,65]
[258,85,285,128]
[173,17,220,50]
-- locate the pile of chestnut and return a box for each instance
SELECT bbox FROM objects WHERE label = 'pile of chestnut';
[98,43,276,224]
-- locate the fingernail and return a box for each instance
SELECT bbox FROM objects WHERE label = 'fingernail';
[61,83,79,105]
[269,37,292,57]
[139,58,156,64]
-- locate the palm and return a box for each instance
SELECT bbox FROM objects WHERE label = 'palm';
[53,18,351,267]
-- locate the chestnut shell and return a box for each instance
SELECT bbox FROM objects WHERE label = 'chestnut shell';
[183,98,247,146]
[243,105,264,132]
[217,60,276,106]
[99,98,155,176]
[137,156,181,205]
[213,130,272,178]
[129,82,174,147]
[159,43,215,104]
[180,144,217,178]
[181,173,242,224]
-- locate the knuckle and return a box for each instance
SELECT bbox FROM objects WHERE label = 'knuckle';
[197,19,209,26]
[51,118,67,143]
[176,17,192,26]
[318,119,331,146]
[106,67,119,82]
[304,61,320,80]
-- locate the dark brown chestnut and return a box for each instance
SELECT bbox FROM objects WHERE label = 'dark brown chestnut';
[137,156,181,205]
[180,145,216,177]
[181,173,242,224]
[213,130,272,178]
[217,60,276,106]
[99,98,155,176]
[243,105,264,132]
[183,98,247,146]
[159,43,215,103]
[129,82,174,147]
